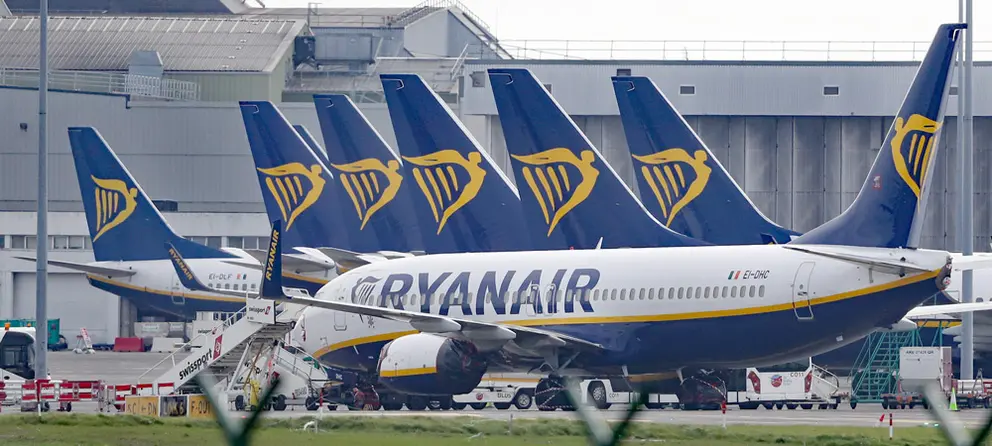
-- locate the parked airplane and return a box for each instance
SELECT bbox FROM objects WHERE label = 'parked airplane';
[486,68,707,250]
[609,74,961,370]
[379,74,536,252]
[260,23,983,409]
[12,127,285,317]
[611,75,800,246]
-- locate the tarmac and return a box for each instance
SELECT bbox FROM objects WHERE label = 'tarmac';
[3,351,989,429]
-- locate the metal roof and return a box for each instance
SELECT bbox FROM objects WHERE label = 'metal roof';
[240,7,411,28]
[0,16,306,72]
[2,0,246,14]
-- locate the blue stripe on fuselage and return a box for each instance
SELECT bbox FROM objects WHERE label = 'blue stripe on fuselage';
[317,273,942,374]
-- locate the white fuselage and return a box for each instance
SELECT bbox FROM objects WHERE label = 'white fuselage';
[83,258,332,316]
[292,244,950,376]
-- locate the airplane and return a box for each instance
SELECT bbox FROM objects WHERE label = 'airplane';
[609,74,964,370]
[485,68,708,250]
[379,73,537,252]
[610,75,800,246]
[309,95,425,255]
[251,23,991,410]
[13,127,283,317]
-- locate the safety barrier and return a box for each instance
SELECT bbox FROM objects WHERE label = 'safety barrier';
[0,379,212,417]
[0,379,106,412]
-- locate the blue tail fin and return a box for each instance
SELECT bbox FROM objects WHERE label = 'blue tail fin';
[239,101,358,252]
[311,94,424,253]
[379,74,534,253]
[67,127,233,262]
[293,124,331,168]
[612,75,800,245]
[793,23,964,248]
[486,68,706,249]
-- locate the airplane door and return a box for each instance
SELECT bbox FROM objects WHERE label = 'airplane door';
[169,274,185,306]
[792,262,815,320]
[333,297,347,330]
[525,284,541,316]
[545,284,558,316]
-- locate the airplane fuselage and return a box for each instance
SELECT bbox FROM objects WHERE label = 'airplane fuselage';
[294,244,951,377]
[84,259,332,317]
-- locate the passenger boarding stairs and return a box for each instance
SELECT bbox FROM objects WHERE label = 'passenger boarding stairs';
[810,364,842,403]
[138,302,306,395]
[850,330,923,402]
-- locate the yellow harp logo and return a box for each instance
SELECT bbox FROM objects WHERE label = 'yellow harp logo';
[402,150,487,235]
[330,158,403,230]
[511,148,599,237]
[891,114,941,199]
[631,148,712,226]
[90,176,139,242]
[256,163,326,230]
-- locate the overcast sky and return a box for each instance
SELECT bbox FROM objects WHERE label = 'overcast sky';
[267,0,987,42]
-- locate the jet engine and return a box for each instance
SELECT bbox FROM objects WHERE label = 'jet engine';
[376,333,488,395]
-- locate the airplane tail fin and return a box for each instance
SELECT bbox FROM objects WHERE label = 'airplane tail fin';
[239,101,353,252]
[293,124,331,167]
[379,73,533,252]
[792,23,965,249]
[310,94,423,253]
[486,68,706,249]
[67,127,233,262]
[612,75,800,245]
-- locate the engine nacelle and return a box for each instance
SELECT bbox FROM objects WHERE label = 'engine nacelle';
[376,333,487,395]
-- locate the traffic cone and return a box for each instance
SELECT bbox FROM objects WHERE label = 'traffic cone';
[949,387,959,412]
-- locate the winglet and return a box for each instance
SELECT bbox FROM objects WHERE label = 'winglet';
[165,242,211,292]
[261,220,286,299]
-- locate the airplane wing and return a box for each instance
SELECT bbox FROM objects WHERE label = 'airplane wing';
[781,245,937,275]
[13,256,136,278]
[222,248,335,273]
[257,220,604,355]
[905,302,992,318]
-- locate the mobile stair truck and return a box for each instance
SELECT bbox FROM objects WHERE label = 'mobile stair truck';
[135,299,334,412]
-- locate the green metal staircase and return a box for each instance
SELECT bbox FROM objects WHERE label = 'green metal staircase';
[850,330,923,402]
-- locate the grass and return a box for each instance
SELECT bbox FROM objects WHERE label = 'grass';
[0,413,961,445]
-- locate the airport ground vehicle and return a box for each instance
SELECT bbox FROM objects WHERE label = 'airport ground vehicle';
[0,326,38,381]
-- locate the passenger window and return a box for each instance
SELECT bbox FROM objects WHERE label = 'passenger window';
[639,288,645,300]
[593,289,600,301]
[695,287,701,299]
[251,283,257,290]
[704,287,710,299]
[611,289,617,301]
[722,286,728,298]
[749,286,756,298]
[739,286,746,298]
[678,287,684,299]
[242,284,248,291]
[224,283,231,290]
[759,285,765,298]
[668,288,674,299]
[647,288,654,300]
[620,289,626,301]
